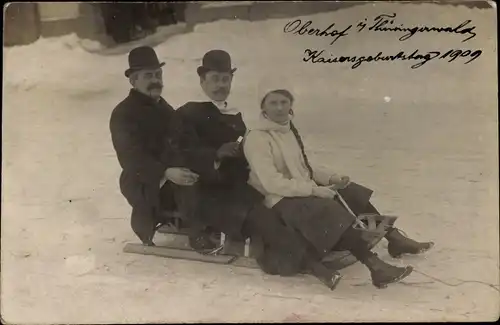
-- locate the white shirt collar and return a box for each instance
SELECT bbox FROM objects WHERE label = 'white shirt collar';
[210,99,240,115]
[212,100,227,111]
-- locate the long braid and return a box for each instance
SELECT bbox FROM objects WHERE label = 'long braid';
[290,121,314,179]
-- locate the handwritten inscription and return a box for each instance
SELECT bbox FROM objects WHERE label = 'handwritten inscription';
[303,48,482,69]
[283,19,352,45]
[283,13,482,69]
[357,13,477,42]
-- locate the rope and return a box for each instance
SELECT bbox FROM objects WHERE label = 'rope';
[335,191,367,229]
[412,268,500,293]
[390,229,500,293]
[389,229,500,292]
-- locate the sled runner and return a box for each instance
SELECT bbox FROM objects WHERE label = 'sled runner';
[123,193,398,271]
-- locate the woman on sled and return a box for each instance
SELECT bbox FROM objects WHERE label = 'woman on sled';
[242,81,434,290]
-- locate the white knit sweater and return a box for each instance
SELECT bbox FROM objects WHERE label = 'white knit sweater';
[243,115,337,208]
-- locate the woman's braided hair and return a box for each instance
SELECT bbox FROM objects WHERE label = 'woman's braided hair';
[261,89,314,179]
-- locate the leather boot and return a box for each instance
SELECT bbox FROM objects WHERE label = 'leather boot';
[363,254,413,288]
[306,259,343,291]
[386,228,434,258]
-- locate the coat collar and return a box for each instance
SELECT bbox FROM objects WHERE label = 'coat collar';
[205,101,242,118]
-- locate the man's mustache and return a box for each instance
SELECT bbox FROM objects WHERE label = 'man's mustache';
[147,83,163,90]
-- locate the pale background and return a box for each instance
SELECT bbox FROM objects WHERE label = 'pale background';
[2,1,499,323]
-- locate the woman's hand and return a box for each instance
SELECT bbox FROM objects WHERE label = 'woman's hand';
[329,175,351,190]
[312,186,337,199]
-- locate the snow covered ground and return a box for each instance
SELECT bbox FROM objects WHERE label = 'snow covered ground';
[2,2,498,323]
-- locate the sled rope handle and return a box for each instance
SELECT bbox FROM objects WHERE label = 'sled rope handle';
[334,191,367,229]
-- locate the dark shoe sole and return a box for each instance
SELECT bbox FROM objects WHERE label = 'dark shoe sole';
[389,242,435,259]
[373,266,414,289]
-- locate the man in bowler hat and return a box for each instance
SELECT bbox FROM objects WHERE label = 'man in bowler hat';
[172,50,265,252]
[110,46,199,246]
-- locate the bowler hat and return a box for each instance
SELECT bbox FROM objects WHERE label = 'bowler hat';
[125,46,165,78]
[197,50,237,77]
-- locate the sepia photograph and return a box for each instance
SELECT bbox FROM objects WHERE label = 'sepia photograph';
[2,0,498,323]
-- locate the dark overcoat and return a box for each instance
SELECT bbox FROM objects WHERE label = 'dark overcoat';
[172,101,263,237]
[110,89,181,243]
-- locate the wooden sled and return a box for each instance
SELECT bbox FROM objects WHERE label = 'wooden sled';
[123,194,398,271]
[124,212,262,269]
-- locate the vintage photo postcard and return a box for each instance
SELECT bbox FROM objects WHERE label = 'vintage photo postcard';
[2,1,498,323]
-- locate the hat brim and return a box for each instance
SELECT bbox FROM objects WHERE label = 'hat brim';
[197,66,237,77]
[125,62,165,77]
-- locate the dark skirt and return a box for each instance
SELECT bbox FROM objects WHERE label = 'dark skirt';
[272,196,357,258]
[254,182,376,275]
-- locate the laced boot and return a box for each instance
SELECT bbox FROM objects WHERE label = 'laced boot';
[362,253,413,289]
[386,228,434,258]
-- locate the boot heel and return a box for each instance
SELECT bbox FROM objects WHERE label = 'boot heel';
[388,250,403,259]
